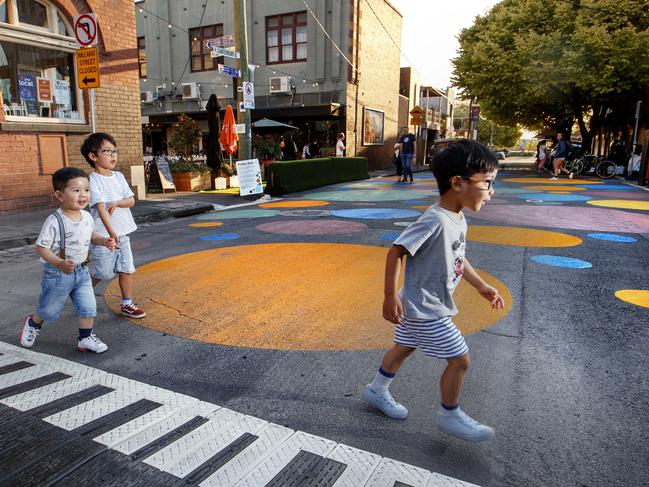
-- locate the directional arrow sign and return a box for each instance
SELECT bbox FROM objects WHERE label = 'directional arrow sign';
[76,47,100,89]
[205,34,235,50]
[218,64,241,78]
[211,47,240,59]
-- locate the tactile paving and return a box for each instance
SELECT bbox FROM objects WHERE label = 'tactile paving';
[364,458,431,486]
[327,443,382,486]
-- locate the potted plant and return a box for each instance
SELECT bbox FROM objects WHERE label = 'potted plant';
[253,134,278,167]
[220,160,238,188]
[167,113,211,191]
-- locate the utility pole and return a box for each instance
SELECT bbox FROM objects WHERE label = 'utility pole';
[233,0,251,159]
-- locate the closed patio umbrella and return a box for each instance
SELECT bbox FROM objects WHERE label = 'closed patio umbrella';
[220,104,239,156]
[205,94,224,170]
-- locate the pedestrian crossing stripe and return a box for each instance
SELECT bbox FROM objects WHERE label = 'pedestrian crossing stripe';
[0,342,478,486]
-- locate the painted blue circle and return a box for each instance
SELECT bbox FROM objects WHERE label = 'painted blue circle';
[576,184,628,190]
[587,233,637,243]
[380,232,401,241]
[531,255,592,268]
[494,187,544,195]
[331,208,421,220]
[517,193,590,202]
[199,233,241,241]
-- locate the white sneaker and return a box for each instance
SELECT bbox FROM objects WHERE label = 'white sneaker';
[77,333,108,354]
[549,176,559,180]
[437,406,495,442]
[569,172,574,179]
[20,316,39,348]
[361,385,408,419]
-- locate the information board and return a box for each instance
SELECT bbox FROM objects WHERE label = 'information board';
[155,156,176,191]
[235,158,263,196]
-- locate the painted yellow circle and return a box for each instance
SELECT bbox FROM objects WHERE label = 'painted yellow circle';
[105,243,511,350]
[468,226,582,247]
[189,222,224,228]
[259,200,329,208]
[615,290,649,309]
[503,177,601,185]
[586,200,649,211]
[411,205,431,210]
[524,185,587,192]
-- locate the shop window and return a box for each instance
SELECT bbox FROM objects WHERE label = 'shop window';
[138,36,147,79]
[0,0,81,123]
[266,11,307,65]
[189,23,223,72]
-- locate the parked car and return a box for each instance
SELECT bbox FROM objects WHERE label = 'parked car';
[493,150,506,160]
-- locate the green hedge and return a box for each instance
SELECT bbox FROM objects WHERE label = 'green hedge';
[265,157,369,196]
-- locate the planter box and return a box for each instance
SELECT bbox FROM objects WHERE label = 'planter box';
[171,171,211,191]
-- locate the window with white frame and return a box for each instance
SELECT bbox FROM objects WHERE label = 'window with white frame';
[0,0,82,122]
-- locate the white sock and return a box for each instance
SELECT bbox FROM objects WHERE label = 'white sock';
[369,368,394,393]
[122,298,133,306]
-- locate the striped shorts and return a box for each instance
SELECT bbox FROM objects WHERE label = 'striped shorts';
[394,315,468,359]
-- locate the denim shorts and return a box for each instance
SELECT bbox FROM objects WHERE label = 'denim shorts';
[90,234,136,280]
[37,264,97,321]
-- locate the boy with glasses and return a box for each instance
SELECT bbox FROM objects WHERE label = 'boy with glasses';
[81,133,146,319]
[361,139,504,442]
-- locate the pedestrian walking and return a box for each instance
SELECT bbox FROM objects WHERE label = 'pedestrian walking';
[336,132,346,157]
[393,142,403,178]
[550,132,573,180]
[20,167,116,353]
[398,127,416,183]
[81,133,147,319]
[361,139,505,443]
[536,139,548,172]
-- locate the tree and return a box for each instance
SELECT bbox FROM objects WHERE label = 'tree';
[476,118,522,148]
[168,113,201,162]
[452,0,649,149]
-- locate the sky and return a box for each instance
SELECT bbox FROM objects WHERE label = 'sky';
[388,0,501,89]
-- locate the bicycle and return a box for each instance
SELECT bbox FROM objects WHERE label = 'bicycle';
[565,153,617,179]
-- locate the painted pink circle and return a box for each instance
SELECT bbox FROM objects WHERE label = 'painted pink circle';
[257,219,368,235]
[466,205,649,233]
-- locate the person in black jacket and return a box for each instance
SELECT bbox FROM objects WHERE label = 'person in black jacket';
[550,132,573,180]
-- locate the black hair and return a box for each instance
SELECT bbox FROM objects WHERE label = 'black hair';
[429,139,499,195]
[80,132,117,167]
[52,167,88,192]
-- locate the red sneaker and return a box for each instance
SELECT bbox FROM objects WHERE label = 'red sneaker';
[120,303,146,319]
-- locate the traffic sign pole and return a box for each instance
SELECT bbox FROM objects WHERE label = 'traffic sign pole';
[90,88,96,133]
[233,0,252,160]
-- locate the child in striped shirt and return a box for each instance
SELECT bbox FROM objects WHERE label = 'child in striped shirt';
[81,133,146,319]
[362,139,504,442]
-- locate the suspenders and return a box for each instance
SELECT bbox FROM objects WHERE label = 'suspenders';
[51,211,91,265]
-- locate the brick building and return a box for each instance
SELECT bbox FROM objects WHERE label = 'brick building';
[136,0,402,168]
[0,0,142,214]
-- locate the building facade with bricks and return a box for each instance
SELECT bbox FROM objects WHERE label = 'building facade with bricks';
[0,0,142,215]
[136,0,401,169]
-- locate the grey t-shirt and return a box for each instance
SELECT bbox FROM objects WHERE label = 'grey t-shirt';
[394,205,467,319]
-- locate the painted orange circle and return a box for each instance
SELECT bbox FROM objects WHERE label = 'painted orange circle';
[189,222,224,228]
[259,200,329,208]
[468,226,582,247]
[503,177,601,185]
[524,185,587,192]
[105,243,512,350]
[615,290,649,309]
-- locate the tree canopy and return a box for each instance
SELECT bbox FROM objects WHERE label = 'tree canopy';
[452,0,649,147]
[476,118,522,148]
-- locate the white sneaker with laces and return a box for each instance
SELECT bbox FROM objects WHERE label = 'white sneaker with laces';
[437,406,495,442]
[361,385,408,419]
[20,316,39,348]
[77,333,108,354]
[569,172,574,179]
[550,176,559,180]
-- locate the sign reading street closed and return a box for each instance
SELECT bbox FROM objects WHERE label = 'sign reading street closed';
[76,47,100,89]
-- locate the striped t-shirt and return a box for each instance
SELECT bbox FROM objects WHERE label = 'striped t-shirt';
[89,170,137,237]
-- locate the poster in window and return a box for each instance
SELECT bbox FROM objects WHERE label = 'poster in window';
[37,77,52,103]
[53,80,71,106]
[18,74,36,101]
[362,107,384,146]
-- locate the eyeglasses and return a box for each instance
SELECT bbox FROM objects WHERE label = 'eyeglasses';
[461,176,495,191]
[97,149,119,156]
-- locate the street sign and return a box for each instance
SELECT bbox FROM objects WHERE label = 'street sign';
[218,64,241,78]
[76,47,100,89]
[243,81,254,109]
[211,47,240,59]
[205,34,235,50]
[234,123,246,134]
[409,105,424,116]
[73,13,98,47]
[470,104,481,121]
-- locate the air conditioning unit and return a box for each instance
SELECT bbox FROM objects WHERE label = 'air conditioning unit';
[140,91,154,103]
[181,82,199,99]
[269,76,291,94]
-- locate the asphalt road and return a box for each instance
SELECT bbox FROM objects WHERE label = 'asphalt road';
[1,169,648,486]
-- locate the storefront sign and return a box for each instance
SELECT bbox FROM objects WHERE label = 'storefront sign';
[37,77,52,103]
[18,74,36,101]
[155,156,176,191]
[235,158,263,196]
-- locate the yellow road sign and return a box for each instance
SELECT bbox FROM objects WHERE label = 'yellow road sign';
[409,105,423,116]
[76,47,100,89]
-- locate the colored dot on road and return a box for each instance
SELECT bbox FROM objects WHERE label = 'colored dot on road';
[587,233,637,243]
[331,208,421,219]
[189,222,224,228]
[469,226,582,247]
[504,177,602,185]
[259,200,329,208]
[380,233,401,241]
[105,243,512,350]
[530,255,592,268]
[518,193,590,202]
[280,209,330,217]
[586,200,649,211]
[577,184,629,190]
[524,185,587,192]
[615,290,649,309]
[196,209,280,220]
[410,205,430,210]
[305,189,432,202]
[199,233,240,241]
[394,221,414,227]
[256,219,367,235]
